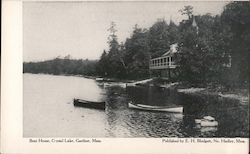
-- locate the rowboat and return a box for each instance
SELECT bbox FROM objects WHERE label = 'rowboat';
[196,119,219,127]
[128,102,183,113]
[195,116,218,127]
[73,99,105,110]
[200,120,218,127]
[95,78,104,81]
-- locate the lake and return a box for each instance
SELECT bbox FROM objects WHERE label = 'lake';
[23,73,249,137]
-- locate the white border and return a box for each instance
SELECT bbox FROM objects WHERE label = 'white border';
[1,1,249,154]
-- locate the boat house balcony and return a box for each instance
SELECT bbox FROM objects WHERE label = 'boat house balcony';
[149,56,176,70]
[149,43,178,70]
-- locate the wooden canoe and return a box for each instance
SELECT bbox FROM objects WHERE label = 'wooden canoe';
[128,102,183,113]
[73,99,105,110]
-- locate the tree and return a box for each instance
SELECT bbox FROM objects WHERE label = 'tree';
[168,20,180,44]
[97,22,126,78]
[148,19,170,58]
[124,25,150,79]
[96,50,108,76]
[148,19,179,58]
[221,1,250,86]
[176,7,231,85]
[107,21,119,54]
[179,5,193,20]
[23,58,98,76]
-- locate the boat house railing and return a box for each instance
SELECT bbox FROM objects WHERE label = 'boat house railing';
[149,56,176,70]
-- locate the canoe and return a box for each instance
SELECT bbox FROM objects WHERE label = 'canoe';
[73,99,105,110]
[128,102,183,113]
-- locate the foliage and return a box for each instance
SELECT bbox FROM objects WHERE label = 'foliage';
[96,50,109,76]
[176,13,232,85]
[23,56,97,76]
[24,2,250,87]
[148,19,179,58]
[179,5,193,20]
[221,1,250,86]
[97,21,180,79]
[175,1,250,87]
[124,25,150,79]
[97,22,127,78]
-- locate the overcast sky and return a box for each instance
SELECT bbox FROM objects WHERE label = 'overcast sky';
[23,1,228,62]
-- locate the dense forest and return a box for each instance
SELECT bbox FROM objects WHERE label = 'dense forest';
[23,55,97,76]
[97,2,250,86]
[24,2,250,87]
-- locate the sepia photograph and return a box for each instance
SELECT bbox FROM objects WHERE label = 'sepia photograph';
[22,1,250,138]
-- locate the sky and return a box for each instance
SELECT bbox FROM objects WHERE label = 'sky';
[23,1,228,62]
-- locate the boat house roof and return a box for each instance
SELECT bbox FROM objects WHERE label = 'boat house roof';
[161,43,178,57]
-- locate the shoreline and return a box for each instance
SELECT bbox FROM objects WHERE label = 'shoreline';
[24,73,249,105]
[23,72,137,83]
[131,78,249,106]
[168,83,249,106]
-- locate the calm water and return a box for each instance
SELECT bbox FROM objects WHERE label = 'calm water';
[23,73,249,137]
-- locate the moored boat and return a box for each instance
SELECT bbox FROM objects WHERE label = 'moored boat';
[128,102,183,113]
[195,116,219,127]
[73,99,105,110]
[200,120,218,127]
[95,77,104,81]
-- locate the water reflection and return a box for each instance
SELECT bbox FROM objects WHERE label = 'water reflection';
[178,92,249,137]
[126,86,181,107]
[105,86,184,137]
[24,74,248,137]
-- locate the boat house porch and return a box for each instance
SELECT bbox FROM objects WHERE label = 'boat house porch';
[149,56,176,70]
[149,43,178,78]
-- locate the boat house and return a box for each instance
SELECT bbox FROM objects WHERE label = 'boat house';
[149,43,178,70]
[149,16,199,79]
[149,16,231,79]
[149,43,178,78]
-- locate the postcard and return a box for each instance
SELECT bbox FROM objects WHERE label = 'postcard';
[1,0,249,153]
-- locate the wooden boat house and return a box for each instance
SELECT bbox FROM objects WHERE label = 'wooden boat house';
[149,16,231,79]
[149,43,178,78]
[149,43,178,70]
[148,16,199,79]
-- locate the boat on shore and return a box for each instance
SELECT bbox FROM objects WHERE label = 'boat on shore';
[128,102,183,113]
[73,99,105,110]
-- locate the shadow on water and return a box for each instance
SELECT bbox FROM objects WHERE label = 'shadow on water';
[103,85,248,137]
[126,86,181,107]
[178,92,249,137]
[24,74,248,137]
[103,85,184,137]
